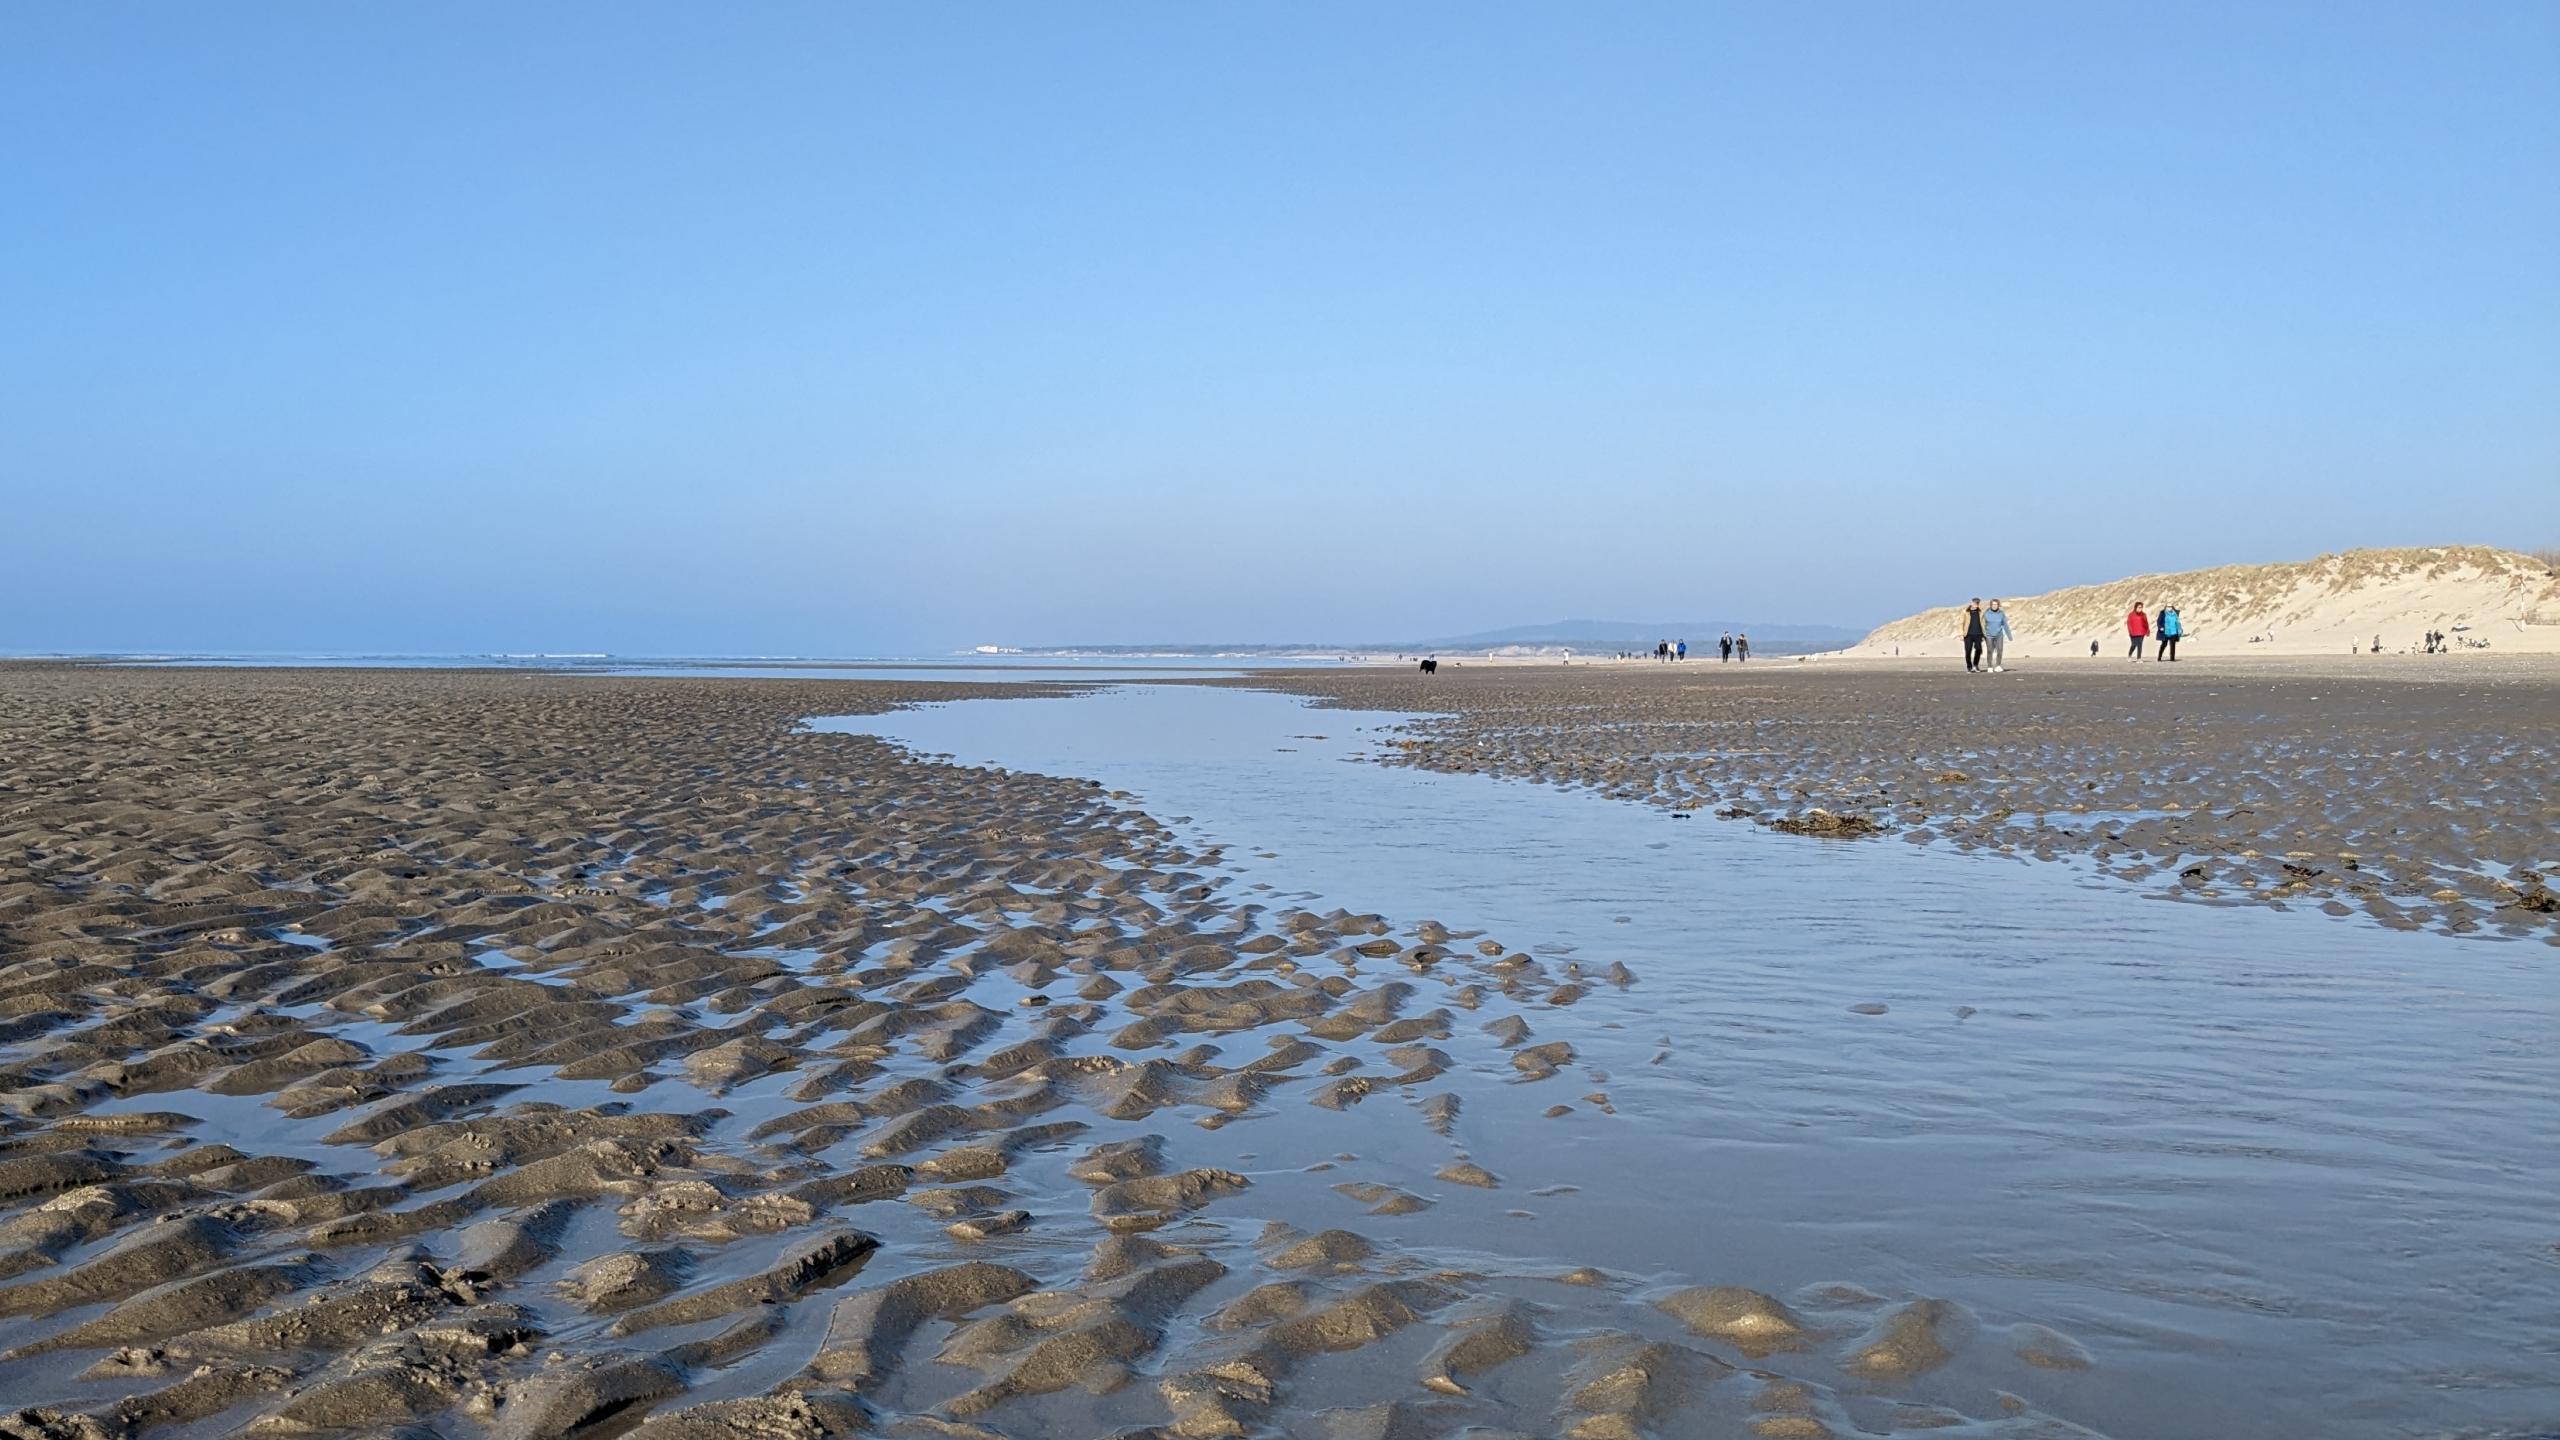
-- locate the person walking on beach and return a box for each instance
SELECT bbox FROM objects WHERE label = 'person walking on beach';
[2126,603,2150,660]
[1983,599,2011,672]
[1720,632,1733,662]
[2157,604,2182,661]
[1962,598,1987,672]
[1677,638,1688,662]
[1736,633,1751,661]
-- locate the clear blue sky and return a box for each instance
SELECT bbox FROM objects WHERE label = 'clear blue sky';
[5,3,2554,653]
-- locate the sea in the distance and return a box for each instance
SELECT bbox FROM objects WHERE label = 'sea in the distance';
[43,652,1367,682]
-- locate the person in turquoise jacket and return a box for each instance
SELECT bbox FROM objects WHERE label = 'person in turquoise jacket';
[1983,600,2013,672]
[2158,604,2184,661]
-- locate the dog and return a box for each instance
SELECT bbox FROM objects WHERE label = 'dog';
[1417,658,1438,675]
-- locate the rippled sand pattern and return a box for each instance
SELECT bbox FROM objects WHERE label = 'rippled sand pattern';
[1252,659,2560,941]
[0,666,2110,1440]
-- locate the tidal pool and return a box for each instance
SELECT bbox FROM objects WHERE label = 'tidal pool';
[814,681,2560,1440]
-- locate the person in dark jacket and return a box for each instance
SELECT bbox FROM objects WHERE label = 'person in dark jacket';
[1962,599,1987,672]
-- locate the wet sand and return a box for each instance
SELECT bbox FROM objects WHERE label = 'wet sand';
[1250,655,2560,941]
[1,662,2550,1440]
[833,679,2560,1440]
[0,665,2120,1440]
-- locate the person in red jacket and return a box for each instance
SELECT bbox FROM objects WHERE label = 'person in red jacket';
[2126,603,2150,660]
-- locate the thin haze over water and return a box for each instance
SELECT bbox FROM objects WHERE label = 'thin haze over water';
[5,4,2556,654]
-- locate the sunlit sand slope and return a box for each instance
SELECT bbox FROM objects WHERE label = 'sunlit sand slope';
[1849,546,2560,657]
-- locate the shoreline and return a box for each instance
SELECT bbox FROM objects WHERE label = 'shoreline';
[0,665,2120,1439]
[1235,655,2560,941]
[2,662,2552,1439]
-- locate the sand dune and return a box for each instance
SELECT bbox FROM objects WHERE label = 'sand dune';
[1847,545,2560,658]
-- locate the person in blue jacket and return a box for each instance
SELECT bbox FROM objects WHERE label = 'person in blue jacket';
[1983,599,2013,672]
[2158,604,2184,661]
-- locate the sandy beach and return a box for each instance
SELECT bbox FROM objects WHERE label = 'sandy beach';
[13,0,2553,1433]
[1,662,2553,1440]
[1844,547,2560,660]
[1257,654,2560,941]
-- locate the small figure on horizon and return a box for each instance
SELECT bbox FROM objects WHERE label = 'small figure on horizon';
[1736,633,1751,661]
[1677,638,1688,661]
[1962,598,1986,672]
[1984,599,2011,672]
[2127,603,2150,660]
[1720,632,1733,662]
[2089,639,2101,658]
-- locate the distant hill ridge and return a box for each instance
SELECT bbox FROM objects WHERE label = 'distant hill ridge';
[1853,546,2560,658]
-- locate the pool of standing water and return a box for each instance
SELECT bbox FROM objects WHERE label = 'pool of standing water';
[811,681,2560,1440]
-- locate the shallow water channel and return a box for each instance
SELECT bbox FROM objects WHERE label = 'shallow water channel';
[815,681,2560,1440]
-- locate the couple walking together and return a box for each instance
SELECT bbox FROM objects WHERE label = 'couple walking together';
[2127,603,2183,660]
[1962,599,2010,673]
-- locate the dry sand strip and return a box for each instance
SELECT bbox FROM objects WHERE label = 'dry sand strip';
[1243,655,2560,942]
[0,665,2106,1440]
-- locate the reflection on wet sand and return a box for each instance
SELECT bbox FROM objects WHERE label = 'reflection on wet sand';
[842,679,2560,1439]
[1250,658,2560,940]
[0,665,2549,1440]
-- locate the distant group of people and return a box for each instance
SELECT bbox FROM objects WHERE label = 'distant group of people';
[1631,633,1749,662]
[2123,602,2183,661]
[2406,629,2485,654]
[1960,598,2189,669]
